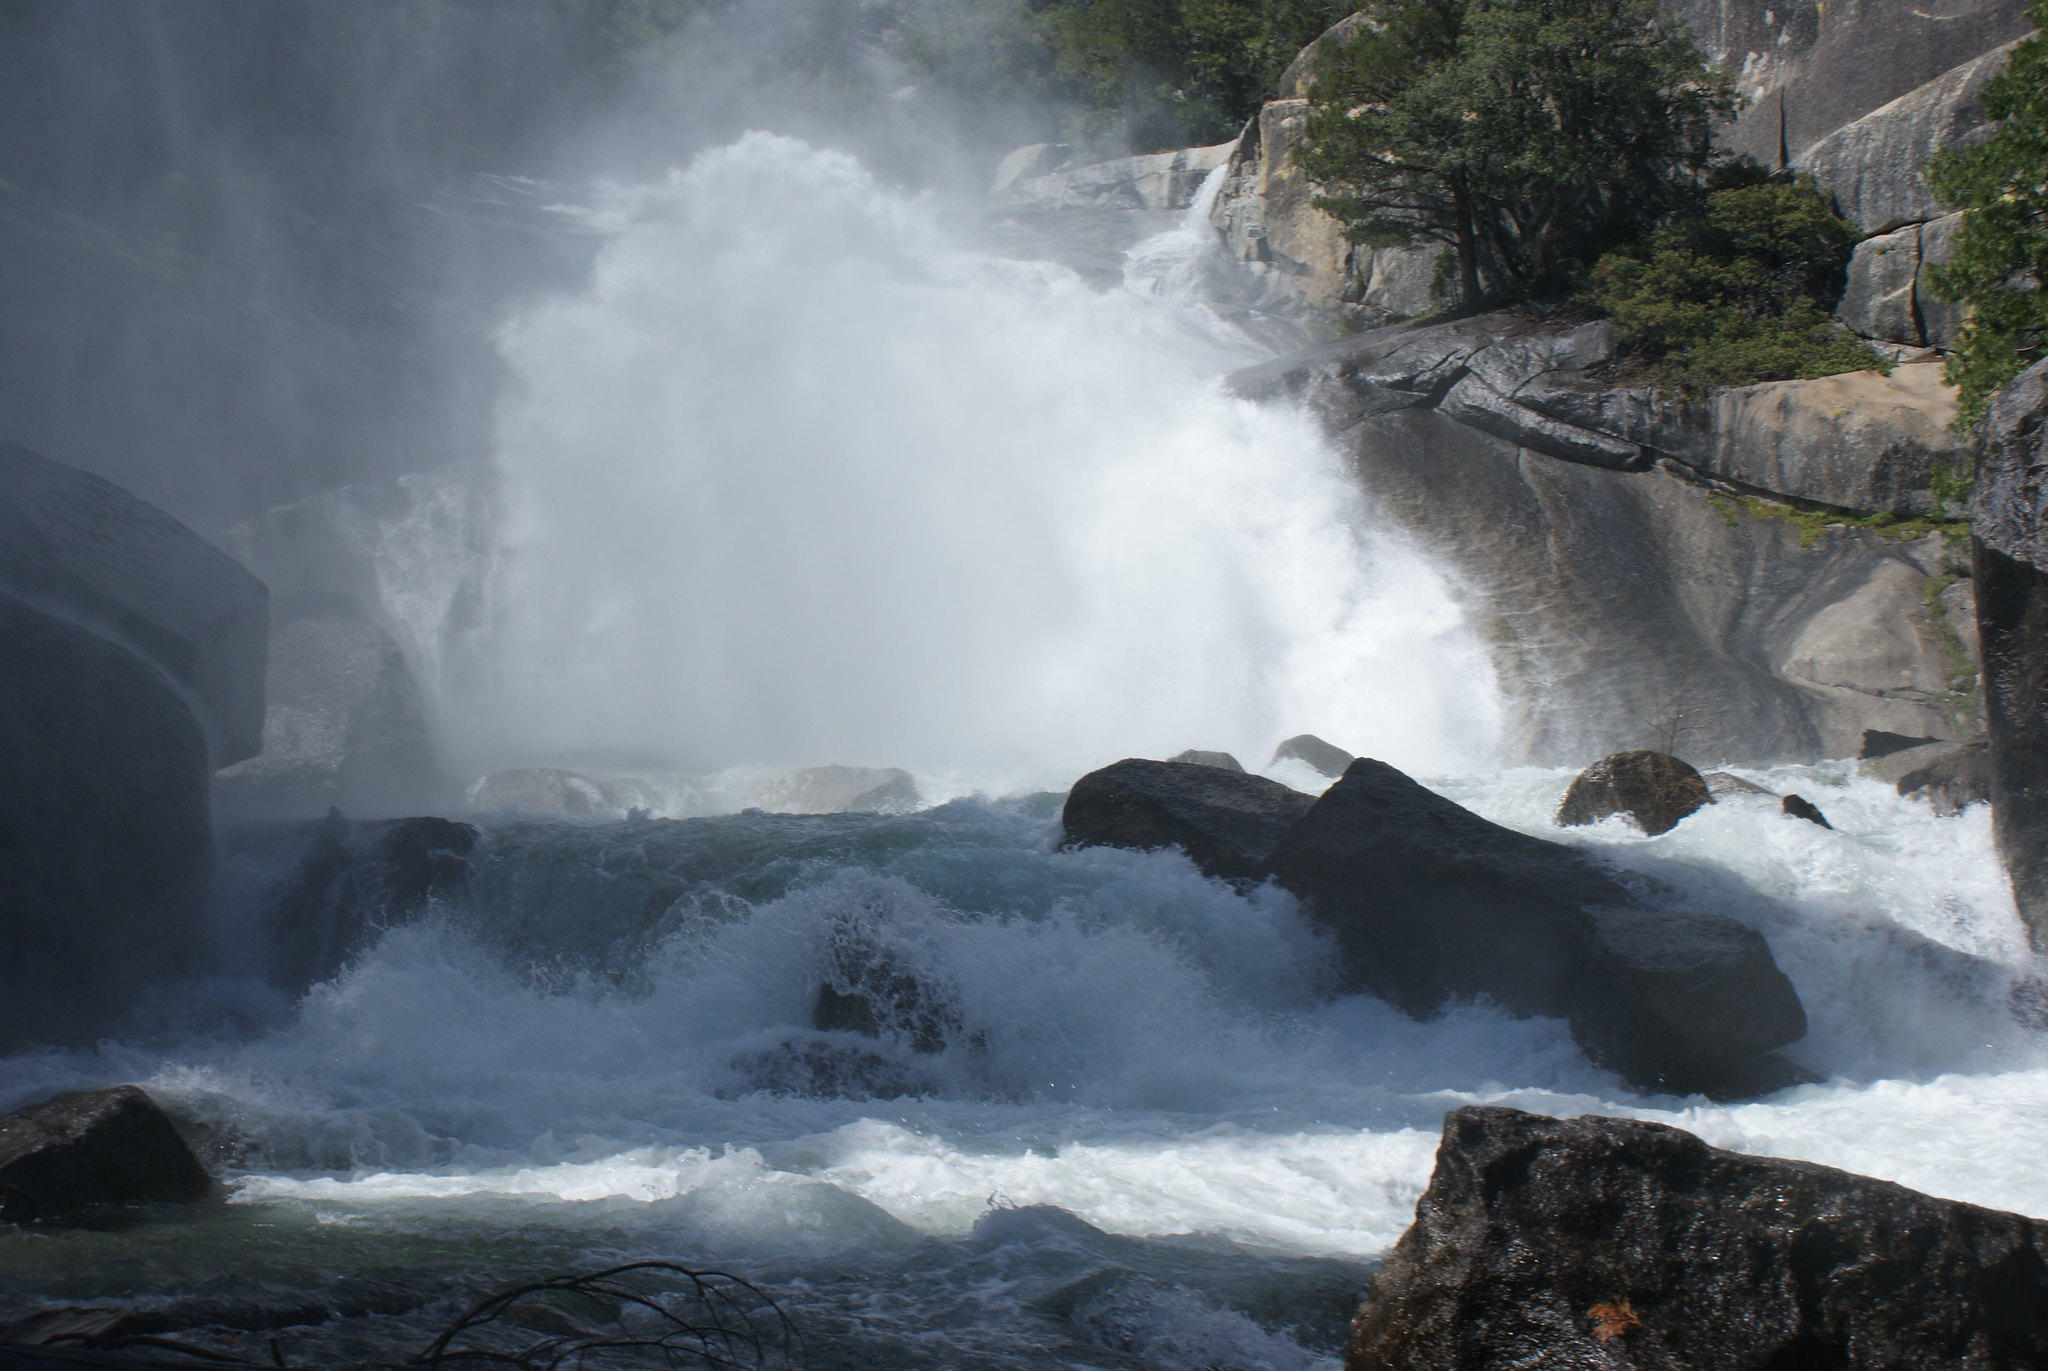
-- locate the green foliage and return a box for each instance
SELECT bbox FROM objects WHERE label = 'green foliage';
[1925,0,2048,427]
[1588,172,1891,390]
[1296,0,1731,310]
[1033,0,1352,153]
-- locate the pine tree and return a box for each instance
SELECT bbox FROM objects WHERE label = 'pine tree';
[1296,0,1732,311]
[1925,0,2048,427]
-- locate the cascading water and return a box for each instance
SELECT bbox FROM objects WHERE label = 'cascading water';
[3,128,2046,1371]
[461,134,1498,788]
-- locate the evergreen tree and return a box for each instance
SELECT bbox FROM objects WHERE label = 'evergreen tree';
[1296,0,1731,310]
[1925,0,2048,427]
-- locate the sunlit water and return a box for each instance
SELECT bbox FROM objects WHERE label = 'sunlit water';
[3,136,2043,1369]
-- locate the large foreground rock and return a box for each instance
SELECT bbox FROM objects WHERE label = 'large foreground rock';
[1061,758,1314,880]
[0,594,213,1051]
[0,443,266,767]
[1975,359,2048,949]
[1347,1105,2048,1369]
[0,1086,212,1224]
[1265,761,1806,1097]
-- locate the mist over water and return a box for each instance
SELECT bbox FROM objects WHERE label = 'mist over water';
[462,135,1497,784]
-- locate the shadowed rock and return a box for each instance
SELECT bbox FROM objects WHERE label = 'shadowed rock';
[0,1086,212,1224]
[1272,733,1356,778]
[1347,1105,2048,1370]
[1166,749,1245,772]
[1556,751,1713,836]
[1265,760,1806,1098]
[1061,758,1314,880]
[1861,728,1943,758]
[266,812,480,992]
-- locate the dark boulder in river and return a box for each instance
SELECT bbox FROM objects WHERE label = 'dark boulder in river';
[1555,750,1713,836]
[1347,1105,2048,1370]
[1061,758,1314,880]
[0,1086,212,1224]
[1265,760,1806,1098]
[0,594,214,1051]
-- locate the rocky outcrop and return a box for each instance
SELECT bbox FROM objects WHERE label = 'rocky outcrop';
[1555,751,1713,836]
[1266,760,1807,1097]
[213,599,442,818]
[1347,1104,2048,1369]
[0,1086,213,1224]
[997,141,1236,214]
[0,443,266,767]
[1974,359,2048,949]
[1061,759,1315,881]
[0,594,215,1052]
[1838,213,1970,351]
[1240,319,1975,763]
[261,812,480,992]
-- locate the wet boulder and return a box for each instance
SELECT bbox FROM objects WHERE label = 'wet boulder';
[1271,733,1356,778]
[1555,750,1713,836]
[0,443,266,768]
[1781,794,1834,828]
[1347,1105,2048,1370]
[1264,760,1806,1098]
[0,594,214,1051]
[1061,758,1315,881]
[777,765,920,815]
[214,597,443,818]
[1165,749,1245,772]
[468,767,616,819]
[812,923,965,1056]
[1702,770,1774,798]
[1898,738,1993,815]
[265,812,480,992]
[0,1086,212,1224]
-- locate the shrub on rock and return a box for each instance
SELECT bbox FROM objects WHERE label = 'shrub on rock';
[1556,749,1713,835]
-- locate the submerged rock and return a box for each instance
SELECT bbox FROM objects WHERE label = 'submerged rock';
[812,922,965,1056]
[1347,1104,2048,1370]
[266,812,480,993]
[1165,749,1245,772]
[1555,750,1713,836]
[1271,733,1357,778]
[0,1086,212,1224]
[1265,760,1806,1098]
[1896,737,1993,815]
[1781,793,1834,828]
[1061,758,1314,880]
[778,765,920,815]
[1702,770,1774,798]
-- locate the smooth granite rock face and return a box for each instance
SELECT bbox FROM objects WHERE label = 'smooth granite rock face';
[0,1086,212,1224]
[1796,43,2015,235]
[999,140,1236,213]
[1061,758,1315,880]
[1264,760,1806,1097]
[1347,1105,2048,1370]
[0,443,266,768]
[1974,360,2048,949]
[0,594,214,1052]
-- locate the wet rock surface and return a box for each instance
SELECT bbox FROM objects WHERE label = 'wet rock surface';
[1556,751,1713,836]
[1061,758,1314,881]
[1272,733,1357,778]
[1263,760,1805,1098]
[1347,1104,2048,1370]
[0,1086,212,1225]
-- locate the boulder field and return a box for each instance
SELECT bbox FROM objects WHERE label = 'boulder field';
[1062,758,1807,1099]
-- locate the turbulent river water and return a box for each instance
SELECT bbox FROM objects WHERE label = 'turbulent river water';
[3,136,2044,1370]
